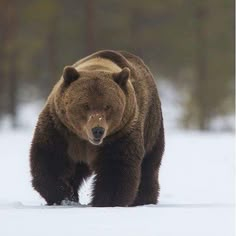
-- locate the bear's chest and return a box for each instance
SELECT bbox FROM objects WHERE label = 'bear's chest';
[67,137,97,164]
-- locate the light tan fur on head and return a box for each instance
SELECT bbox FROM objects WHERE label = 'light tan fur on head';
[76,57,122,73]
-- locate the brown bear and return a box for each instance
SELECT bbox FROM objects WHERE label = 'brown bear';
[30,50,165,207]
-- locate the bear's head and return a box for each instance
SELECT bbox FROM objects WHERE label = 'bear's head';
[56,66,131,145]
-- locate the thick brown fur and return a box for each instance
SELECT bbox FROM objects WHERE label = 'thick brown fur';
[30,50,165,207]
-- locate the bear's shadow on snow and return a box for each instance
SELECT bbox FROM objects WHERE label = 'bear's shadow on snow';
[0,202,232,210]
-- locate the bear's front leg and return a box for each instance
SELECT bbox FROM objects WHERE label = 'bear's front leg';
[32,172,77,205]
[92,136,144,207]
[30,109,77,205]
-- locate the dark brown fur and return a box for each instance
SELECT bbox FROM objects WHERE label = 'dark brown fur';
[30,50,165,207]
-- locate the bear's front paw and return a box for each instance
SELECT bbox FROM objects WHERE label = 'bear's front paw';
[47,193,78,206]
[45,182,78,205]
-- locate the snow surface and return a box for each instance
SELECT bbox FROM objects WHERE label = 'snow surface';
[0,102,235,235]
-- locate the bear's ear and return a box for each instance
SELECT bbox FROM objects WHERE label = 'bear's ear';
[112,67,130,88]
[63,66,80,85]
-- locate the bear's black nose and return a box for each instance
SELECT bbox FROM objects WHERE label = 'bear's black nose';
[92,127,105,139]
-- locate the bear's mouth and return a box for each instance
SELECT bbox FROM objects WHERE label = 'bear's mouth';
[88,137,103,145]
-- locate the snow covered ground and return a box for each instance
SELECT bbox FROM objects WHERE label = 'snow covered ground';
[0,102,235,236]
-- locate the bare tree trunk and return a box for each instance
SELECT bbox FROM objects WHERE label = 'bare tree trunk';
[0,0,9,118]
[46,21,58,96]
[85,0,95,54]
[194,2,209,130]
[8,49,18,128]
[5,0,18,128]
[130,7,143,57]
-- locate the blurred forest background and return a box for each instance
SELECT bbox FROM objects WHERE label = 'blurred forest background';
[0,0,234,131]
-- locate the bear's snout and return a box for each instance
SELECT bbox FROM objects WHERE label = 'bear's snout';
[92,127,105,140]
[86,113,108,145]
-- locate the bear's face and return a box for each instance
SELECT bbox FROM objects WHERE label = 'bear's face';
[60,66,130,145]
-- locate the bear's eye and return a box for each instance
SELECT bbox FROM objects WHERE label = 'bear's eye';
[83,104,90,111]
[104,105,111,111]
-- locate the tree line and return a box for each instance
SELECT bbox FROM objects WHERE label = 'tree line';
[0,0,234,130]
